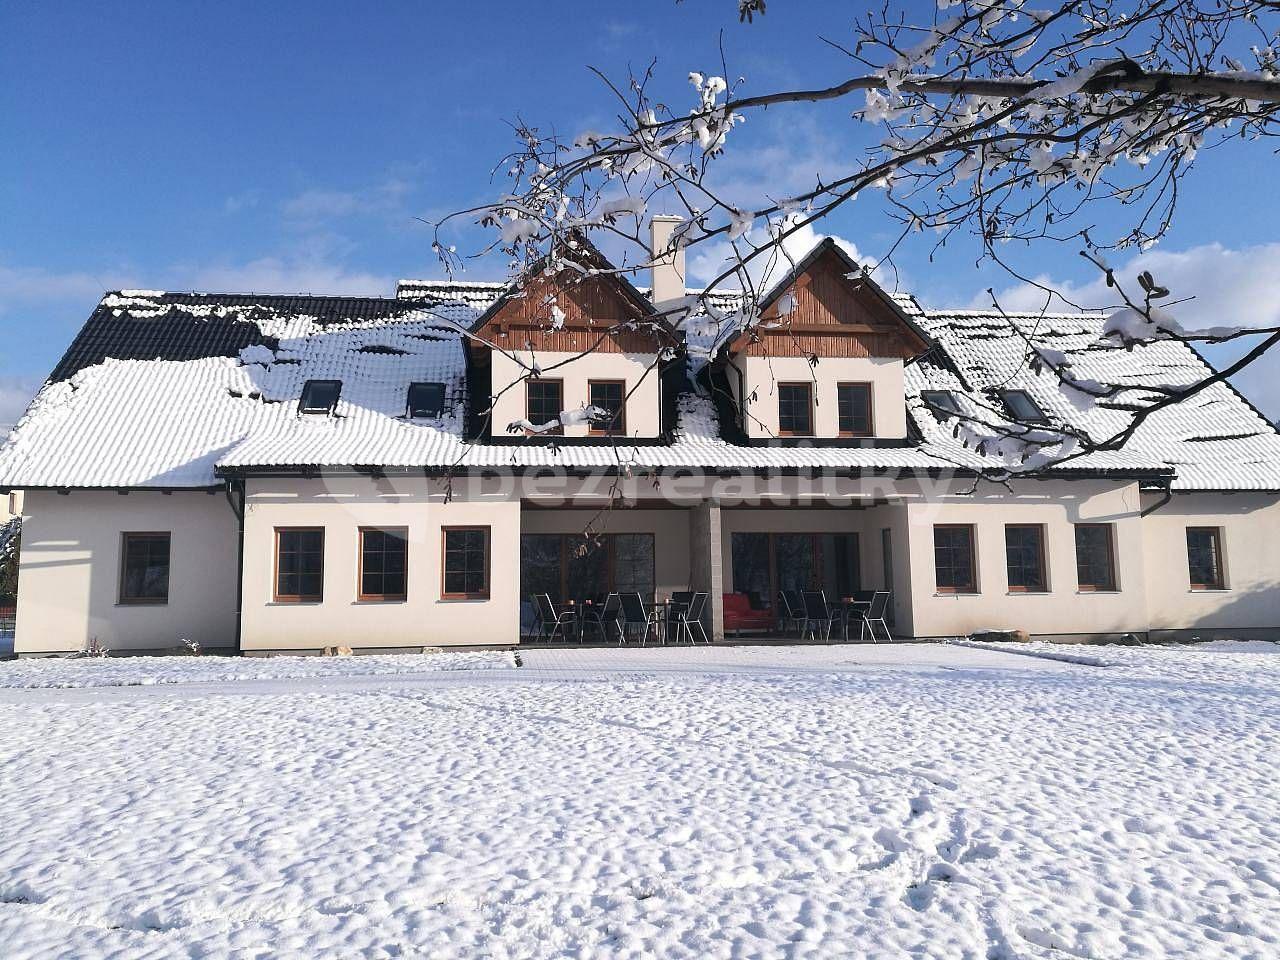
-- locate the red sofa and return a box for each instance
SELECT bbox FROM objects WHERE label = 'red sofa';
[723,593,775,633]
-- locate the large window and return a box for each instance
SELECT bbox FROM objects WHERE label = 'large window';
[837,383,873,437]
[1074,524,1117,592]
[359,528,408,601]
[119,532,171,604]
[729,532,860,603]
[588,380,626,435]
[525,379,563,434]
[519,532,655,602]
[934,525,977,593]
[442,527,490,599]
[275,528,324,602]
[1187,527,1225,590]
[1005,524,1047,592]
[777,383,813,436]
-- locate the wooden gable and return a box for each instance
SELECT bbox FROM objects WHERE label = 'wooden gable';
[471,265,674,357]
[728,244,928,360]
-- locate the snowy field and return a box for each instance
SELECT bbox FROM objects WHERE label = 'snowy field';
[1,642,1277,959]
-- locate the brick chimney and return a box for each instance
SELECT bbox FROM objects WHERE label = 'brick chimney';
[649,215,686,309]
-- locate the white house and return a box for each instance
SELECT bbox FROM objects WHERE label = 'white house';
[1,225,1278,656]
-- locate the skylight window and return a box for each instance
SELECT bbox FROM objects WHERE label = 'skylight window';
[298,379,342,416]
[920,390,961,421]
[1000,389,1048,423]
[407,382,446,419]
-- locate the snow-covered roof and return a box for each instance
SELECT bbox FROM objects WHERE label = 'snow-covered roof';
[0,278,1276,491]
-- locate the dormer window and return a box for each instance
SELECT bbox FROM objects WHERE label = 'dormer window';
[921,390,961,422]
[298,379,341,416]
[777,383,814,437]
[999,389,1047,423]
[407,382,446,419]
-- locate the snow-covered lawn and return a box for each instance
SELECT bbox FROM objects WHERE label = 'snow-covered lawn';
[1,642,1277,958]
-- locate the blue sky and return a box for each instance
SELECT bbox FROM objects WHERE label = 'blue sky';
[2,0,1278,426]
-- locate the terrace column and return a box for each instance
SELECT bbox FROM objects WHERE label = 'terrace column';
[690,500,724,642]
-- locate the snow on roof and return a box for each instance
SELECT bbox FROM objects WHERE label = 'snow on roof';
[1,277,1276,491]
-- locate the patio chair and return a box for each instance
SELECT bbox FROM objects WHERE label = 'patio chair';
[839,591,875,642]
[862,591,893,643]
[533,593,576,644]
[676,592,709,644]
[586,592,624,644]
[672,591,693,607]
[801,590,835,643]
[619,592,660,646]
[778,590,805,636]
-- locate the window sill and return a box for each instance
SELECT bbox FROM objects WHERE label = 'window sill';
[355,598,407,605]
[116,601,169,607]
[1189,587,1230,593]
[933,592,980,597]
[269,599,324,606]
[440,595,490,602]
[1006,590,1050,596]
[1075,590,1121,595]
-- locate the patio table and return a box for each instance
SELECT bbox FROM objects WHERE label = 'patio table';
[837,597,872,642]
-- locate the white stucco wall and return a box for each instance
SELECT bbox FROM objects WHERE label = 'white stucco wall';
[13,489,239,655]
[730,356,907,440]
[902,479,1151,639]
[1140,491,1280,638]
[489,349,664,438]
[240,477,520,651]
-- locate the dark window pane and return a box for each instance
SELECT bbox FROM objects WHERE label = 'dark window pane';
[361,529,407,599]
[731,533,771,602]
[1005,525,1046,591]
[588,381,626,434]
[934,526,976,592]
[1187,528,1224,589]
[276,529,324,600]
[921,390,960,421]
[121,533,170,603]
[407,382,446,419]
[1074,525,1116,591]
[521,535,562,604]
[526,381,563,433]
[1001,390,1047,422]
[299,380,341,415]
[778,384,812,435]
[612,533,655,598]
[775,534,816,593]
[838,384,872,436]
[443,528,489,597]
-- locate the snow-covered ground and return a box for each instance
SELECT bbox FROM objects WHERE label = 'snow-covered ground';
[1,641,1277,958]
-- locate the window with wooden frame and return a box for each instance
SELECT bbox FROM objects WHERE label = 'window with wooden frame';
[837,382,873,437]
[442,527,490,599]
[588,380,627,435]
[1004,524,1048,592]
[1186,527,1226,590]
[1074,523,1117,592]
[777,382,813,436]
[119,532,171,604]
[275,527,324,602]
[525,379,563,434]
[934,525,978,594]
[359,528,408,601]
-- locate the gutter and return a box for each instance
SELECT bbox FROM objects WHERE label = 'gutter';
[1139,479,1174,516]
[223,477,246,655]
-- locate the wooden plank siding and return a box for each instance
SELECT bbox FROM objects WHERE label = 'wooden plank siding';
[732,248,923,359]
[472,270,675,356]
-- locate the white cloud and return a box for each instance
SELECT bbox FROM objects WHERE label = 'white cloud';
[176,257,393,297]
[0,263,128,313]
[282,179,412,222]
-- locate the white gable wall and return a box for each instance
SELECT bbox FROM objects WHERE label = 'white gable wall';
[730,356,908,440]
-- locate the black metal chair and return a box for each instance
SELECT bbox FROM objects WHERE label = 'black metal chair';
[533,594,576,643]
[677,592,709,644]
[862,591,893,643]
[619,592,659,646]
[778,590,804,636]
[587,592,624,644]
[801,590,835,643]
[840,590,875,642]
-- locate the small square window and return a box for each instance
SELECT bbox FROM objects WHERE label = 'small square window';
[837,383,873,437]
[588,381,626,435]
[120,533,170,604]
[921,390,961,421]
[407,382,446,419]
[275,527,324,602]
[526,380,563,434]
[1000,390,1047,423]
[777,383,813,436]
[442,527,489,599]
[299,380,342,415]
